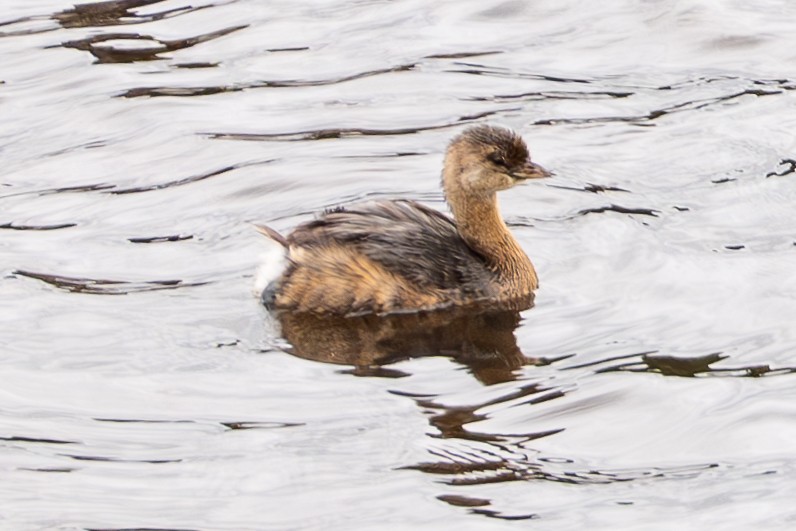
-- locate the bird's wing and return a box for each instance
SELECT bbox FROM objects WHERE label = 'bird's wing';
[286,200,492,292]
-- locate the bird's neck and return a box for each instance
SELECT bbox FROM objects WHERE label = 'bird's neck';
[447,190,538,293]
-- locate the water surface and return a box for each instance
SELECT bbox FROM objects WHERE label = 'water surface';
[2,0,796,529]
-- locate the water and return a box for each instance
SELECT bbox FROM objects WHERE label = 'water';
[2,0,796,529]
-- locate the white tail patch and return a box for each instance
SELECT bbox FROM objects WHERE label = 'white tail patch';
[253,240,287,297]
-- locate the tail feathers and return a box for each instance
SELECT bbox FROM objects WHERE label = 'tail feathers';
[253,223,288,247]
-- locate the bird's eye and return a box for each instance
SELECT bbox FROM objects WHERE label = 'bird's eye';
[488,152,508,168]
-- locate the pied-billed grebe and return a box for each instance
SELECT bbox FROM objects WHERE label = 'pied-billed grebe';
[255,124,550,315]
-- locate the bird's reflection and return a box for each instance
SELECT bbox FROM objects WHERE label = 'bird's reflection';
[267,300,750,517]
[273,296,543,385]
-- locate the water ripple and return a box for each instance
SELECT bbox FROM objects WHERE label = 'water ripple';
[13,270,208,294]
[59,25,247,64]
[120,63,417,98]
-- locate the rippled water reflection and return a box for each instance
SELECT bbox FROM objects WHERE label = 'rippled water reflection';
[2,0,796,529]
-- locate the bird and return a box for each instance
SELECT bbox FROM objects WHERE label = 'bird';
[254,124,550,316]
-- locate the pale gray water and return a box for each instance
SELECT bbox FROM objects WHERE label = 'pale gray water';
[1,1,796,529]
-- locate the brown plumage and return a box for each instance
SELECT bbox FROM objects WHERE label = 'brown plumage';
[255,124,550,316]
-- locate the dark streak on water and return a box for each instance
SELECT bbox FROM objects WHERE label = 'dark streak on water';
[534,87,788,126]
[577,204,660,217]
[13,270,207,294]
[0,222,77,231]
[1,436,77,445]
[106,164,246,194]
[120,63,418,98]
[58,25,248,64]
[127,235,194,244]
[62,454,181,464]
[21,467,76,473]
[207,108,520,141]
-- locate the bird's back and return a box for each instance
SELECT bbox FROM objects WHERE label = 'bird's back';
[268,200,499,315]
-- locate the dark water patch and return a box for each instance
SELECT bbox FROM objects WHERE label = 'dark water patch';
[94,418,196,424]
[581,352,794,378]
[577,204,659,217]
[563,351,658,370]
[471,509,538,521]
[469,89,633,103]
[643,75,794,92]
[425,51,502,59]
[335,151,427,159]
[766,158,796,178]
[123,86,238,97]
[54,0,204,29]
[59,25,247,64]
[548,182,630,194]
[14,270,207,295]
[0,435,76,445]
[658,75,741,90]
[94,418,302,430]
[214,339,240,348]
[0,221,76,231]
[712,176,736,184]
[20,467,75,473]
[752,78,792,87]
[338,366,411,378]
[642,352,727,376]
[266,46,310,53]
[221,421,304,430]
[121,63,417,98]
[437,494,491,507]
[449,62,593,85]
[582,183,630,194]
[62,454,181,464]
[208,108,518,142]
[43,183,116,195]
[713,246,749,253]
[44,140,108,159]
[211,126,440,141]
[128,234,194,244]
[172,62,218,69]
[407,457,520,478]
[107,161,271,195]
